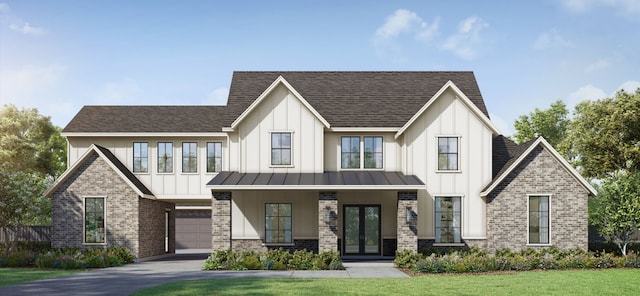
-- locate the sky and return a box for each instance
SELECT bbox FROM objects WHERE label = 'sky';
[1,0,639,135]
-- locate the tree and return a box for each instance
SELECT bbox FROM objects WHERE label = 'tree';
[512,100,570,149]
[591,171,640,256]
[566,89,640,179]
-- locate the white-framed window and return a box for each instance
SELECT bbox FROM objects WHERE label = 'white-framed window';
[528,195,550,245]
[271,132,292,166]
[182,142,198,173]
[157,142,173,173]
[435,196,461,243]
[341,136,383,169]
[437,136,459,171]
[265,203,292,243]
[206,142,222,173]
[84,196,106,244]
[133,142,148,173]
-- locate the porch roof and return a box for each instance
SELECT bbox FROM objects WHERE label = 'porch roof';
[207,171,425,191]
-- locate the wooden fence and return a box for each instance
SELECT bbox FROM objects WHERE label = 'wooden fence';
[0,226,51,242]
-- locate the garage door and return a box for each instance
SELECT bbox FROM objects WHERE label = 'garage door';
[175,210,212,249]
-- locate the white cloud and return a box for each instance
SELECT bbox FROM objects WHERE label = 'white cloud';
[93,79,142,104]
[373,9,439,61]
[584,58,611,73]
[0,64,66,102]
[561,0,640,14]
[206,87,229,105]
[533,30,572,50]
[490,113,514,136]
[615,80,640,93]
[0,3,10,14]
[9,22,45,35]
[441,16,488,60]
[568,84,608,106]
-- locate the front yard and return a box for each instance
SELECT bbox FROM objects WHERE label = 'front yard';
[0,268,80,287]
[133,269,640,295]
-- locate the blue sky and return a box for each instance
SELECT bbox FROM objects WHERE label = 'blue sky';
[1,0,638,135]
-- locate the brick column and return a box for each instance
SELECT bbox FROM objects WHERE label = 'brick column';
[397,191,418,252]
[212,191,231,250]
[318,192,338,252]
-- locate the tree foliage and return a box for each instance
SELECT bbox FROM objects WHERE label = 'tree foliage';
[566,89,640,179]
[512,100,569,149]
[591,171,640,256]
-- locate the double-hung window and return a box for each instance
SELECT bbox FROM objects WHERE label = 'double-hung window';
[271,132,291,166]
[133,142,148,173]
[341,136,383,169]
[435,196,461,243]
[437,137,459,171]
[182,142,198,173]
[265,203,292,243]
[84,197,106,244]
[529,195,550,244]
[206,142,222,173]
[157,142,173,173]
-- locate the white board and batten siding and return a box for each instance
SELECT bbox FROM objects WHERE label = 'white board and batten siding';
[402,89,493,239]
[323,132,402,172]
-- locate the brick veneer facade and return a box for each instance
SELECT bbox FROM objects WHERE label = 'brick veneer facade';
[485,146,589,251]
[51,152,175,258]
[212,192,232,250]
[397,191,418,252]
[318,192,338,252]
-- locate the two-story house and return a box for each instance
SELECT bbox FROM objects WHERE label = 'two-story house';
[45,71,596,259]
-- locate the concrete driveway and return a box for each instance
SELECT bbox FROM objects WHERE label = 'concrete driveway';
[0,252,407,295]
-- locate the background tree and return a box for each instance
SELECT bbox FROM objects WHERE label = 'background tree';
[512,100,570,150]
[591,171,640,256]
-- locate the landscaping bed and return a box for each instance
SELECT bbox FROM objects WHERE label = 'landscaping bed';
[0,243,135,269]
[203,248,344,270]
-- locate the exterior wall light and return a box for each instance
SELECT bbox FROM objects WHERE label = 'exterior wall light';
[406,207,416,224]
[324,206,336,226]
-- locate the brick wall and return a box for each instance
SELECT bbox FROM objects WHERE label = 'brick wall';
[318,192,338,252]
[139,198,175,258]
[212,192,231,250]
[397,192,418,252]
[486,146,589,251]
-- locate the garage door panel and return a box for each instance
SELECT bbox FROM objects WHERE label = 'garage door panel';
[175,210,212,249]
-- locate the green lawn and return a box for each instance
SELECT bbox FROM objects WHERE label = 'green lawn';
[0,268,81,287]
[134,269,640,296]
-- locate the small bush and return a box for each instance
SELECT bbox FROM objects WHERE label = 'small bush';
[203,249,344,271]
[4,251,33,267]
[394,249,422,269]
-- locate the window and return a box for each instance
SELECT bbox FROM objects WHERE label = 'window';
[435,197,461,243]
[364,136,383,169]
[271,132,291,166]
[529,195,550,244]
[341,136,384,169]
[133,142,148,173]
[437,137,459,171]
[207,142,222,173]
[84,197,105,244]
[182,142,197,173]
[265,203,292,243]
[157,142,173,173]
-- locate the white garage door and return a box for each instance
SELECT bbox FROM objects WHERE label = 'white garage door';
[175,210,212,249]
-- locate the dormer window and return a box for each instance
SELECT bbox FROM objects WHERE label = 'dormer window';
[341,136,383,169]
[271,132,292,166]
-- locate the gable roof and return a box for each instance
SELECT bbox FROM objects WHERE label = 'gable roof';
[63,106,225,133]
[225,71,489,128]
[44,144,154,198]
[481,137,597,197]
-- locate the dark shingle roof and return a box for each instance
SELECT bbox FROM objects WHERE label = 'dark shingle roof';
[94,145,154,196]
[63,106,225,133]
[225,71,488,127]
[208,171,424,187]
[483,136,538,193]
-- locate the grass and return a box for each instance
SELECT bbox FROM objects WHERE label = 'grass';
[134,269,640,296]
[0,268,81,287]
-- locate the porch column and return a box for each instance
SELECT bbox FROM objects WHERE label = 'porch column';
[397,191,418,252]
[318,192,338,252]
[212,191,232,250]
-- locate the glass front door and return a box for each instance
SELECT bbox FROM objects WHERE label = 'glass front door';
[343,205,380,255]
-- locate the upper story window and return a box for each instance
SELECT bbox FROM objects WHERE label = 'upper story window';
[529,195,550,244]
[271,132,291,166]
[437,137,459,171]
[341,136,383,169]
[157,142,173,173]
[207,142,222,173]
[182,142,198,173]
[133,142,148,173]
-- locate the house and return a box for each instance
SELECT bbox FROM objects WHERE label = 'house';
[44,71,597,258]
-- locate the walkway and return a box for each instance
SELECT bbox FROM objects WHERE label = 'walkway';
[0,253,407,295]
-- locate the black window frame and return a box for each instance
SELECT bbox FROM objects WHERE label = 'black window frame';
[271,132,292,166]
[84,197,106,244]
[133,142,149,173]
[437,137,459,171]
[182,142,198,173]
[157,142,173,173]
[265,203,292,244]
[206,142,222,173]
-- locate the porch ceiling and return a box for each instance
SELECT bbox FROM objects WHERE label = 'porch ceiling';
[207,171,424,191]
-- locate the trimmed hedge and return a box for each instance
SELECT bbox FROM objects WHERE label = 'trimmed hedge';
[0,247,134,269]
[395,247,640,273]
[203,248,344,271]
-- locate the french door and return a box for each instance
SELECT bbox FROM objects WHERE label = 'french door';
[343,205,380,255]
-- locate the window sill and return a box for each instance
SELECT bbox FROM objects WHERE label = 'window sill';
[269,165,294,168]
[340,168,385,171]
[263,243,295,247]
[433,243,466,247]
[435,170,462,174]
[156,172,174,175]
[180,172,199,175]
[133,172,150,175]
[83,243,107,246]
[526,243,552,247]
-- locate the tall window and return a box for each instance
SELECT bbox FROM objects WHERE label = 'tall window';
[207,142,222,173]
[84,197,105,244]
[182,142,197,173]
[133,142,148,173]
[271,132,291,166]
[364,136,383,169]
[265,203,292,243]
[437,137,459,171]
[341,136,360,169]
[157,142,173,173]
[529,195,550,244]
[435,197,461,243]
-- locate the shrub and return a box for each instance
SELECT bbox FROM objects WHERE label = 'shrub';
[394,249,421,269]
[4,251,33,267]
[203,249,344,271]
